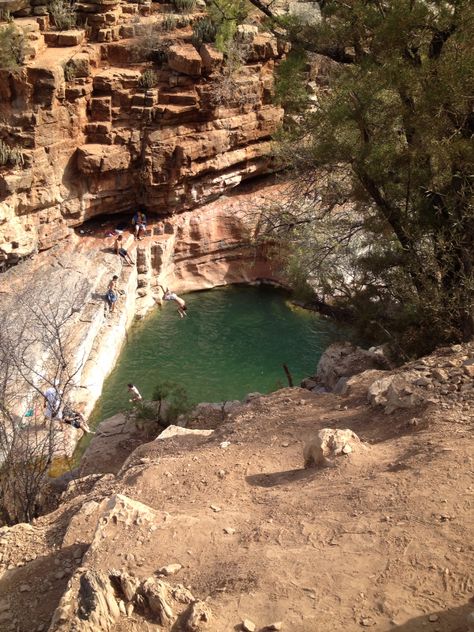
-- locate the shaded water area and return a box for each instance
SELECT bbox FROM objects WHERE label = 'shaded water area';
[86,285,351,432]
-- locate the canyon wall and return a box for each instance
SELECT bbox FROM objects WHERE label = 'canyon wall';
[0,4,284,266]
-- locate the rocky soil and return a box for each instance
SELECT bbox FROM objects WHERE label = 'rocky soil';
[0,343,473,631]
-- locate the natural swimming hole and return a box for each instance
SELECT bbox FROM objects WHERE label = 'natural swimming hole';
[87,285,350,428]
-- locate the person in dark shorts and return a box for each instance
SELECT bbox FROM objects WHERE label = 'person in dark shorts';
[114,234,135,266]
[106,275,119,313]
[62,406,94,433]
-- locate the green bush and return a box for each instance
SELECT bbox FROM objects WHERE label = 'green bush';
[0,139,24,168]
[48,0,77,31]
[138,69,157,90]
[161,14,177,32]
[0,23,25,70]
[192,17,217,48]
[172,0,195,14]
[152,380,191,425]
[63,61,76,81]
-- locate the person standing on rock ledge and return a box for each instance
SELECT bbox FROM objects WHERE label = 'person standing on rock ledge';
[114,234,135,266]
[159,285,187,319]
[106,275,119,313]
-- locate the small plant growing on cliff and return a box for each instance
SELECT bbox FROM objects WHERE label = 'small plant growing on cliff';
[0,8,13,22]
[0,23,26,70]
[133,23,166,63]
[208,37,253,107]
[48,0,77,31]
[152,380,191,425]
[138,69,157,90]
[161,14,177,32]
[191,17,217,48]
[172,0,195,14]
[62,60,77,82]
[0,140,24,168]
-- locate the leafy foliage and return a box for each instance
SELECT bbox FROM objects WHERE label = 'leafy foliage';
[192,17,218,48]
[0,139,24,168]
[206,0,252,50]
[274,48,310,115]
[48,0,77,31]
[138,68,157,90]
[172,0,195,14]
[161,14,177,32]
[0,23,26,70]
[260,0,474,356]
[152,380,191,424]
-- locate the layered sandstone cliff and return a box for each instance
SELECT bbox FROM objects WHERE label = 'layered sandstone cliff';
[0,4,284,266]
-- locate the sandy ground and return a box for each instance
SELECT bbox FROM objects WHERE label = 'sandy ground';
[0,357,473,632]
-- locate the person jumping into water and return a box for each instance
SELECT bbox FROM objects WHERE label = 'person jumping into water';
[159,285,187,318]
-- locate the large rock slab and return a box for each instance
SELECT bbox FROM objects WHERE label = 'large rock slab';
[156,425,214,440]
[77,144,131,174]
[168,44,202,76]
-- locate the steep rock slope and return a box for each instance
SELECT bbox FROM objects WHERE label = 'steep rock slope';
[0,6,284,265]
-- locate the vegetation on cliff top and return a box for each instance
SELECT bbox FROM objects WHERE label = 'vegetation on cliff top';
[254,0,474,356]
[0,22,25,70]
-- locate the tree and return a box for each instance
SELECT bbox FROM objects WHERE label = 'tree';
[255,0,474,355]
[0,280,88,524]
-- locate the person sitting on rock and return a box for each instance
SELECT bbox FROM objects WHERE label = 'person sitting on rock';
[132,210,147,241]
[127,383,142,402]
[114,234,135,266]
[159,284,187,319]
[106,275,119,313]
[62,405,94,434]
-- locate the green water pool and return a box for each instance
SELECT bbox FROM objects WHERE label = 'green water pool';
[87,285,349,427]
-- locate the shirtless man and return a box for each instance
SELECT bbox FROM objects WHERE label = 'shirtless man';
[159,284,187,318]
[106,275,119,313]
[127,383,142,402]
[114,234,135,266]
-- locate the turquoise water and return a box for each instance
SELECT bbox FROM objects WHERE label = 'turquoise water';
[88,285,349,426]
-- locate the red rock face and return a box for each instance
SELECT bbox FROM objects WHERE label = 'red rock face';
[0,15,284,268]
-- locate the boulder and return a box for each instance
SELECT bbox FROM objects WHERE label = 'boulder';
[141,578,174,625]
[49,569,121,632]
[168,44,202,76]
[0,0,30,13]
[316,342,387,390]
[368,374,425,414]
[303,428,363,468]
[199,43,223,73]
[184,600,212,631]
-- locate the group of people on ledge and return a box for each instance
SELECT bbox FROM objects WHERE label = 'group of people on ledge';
[104,210,188,319]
